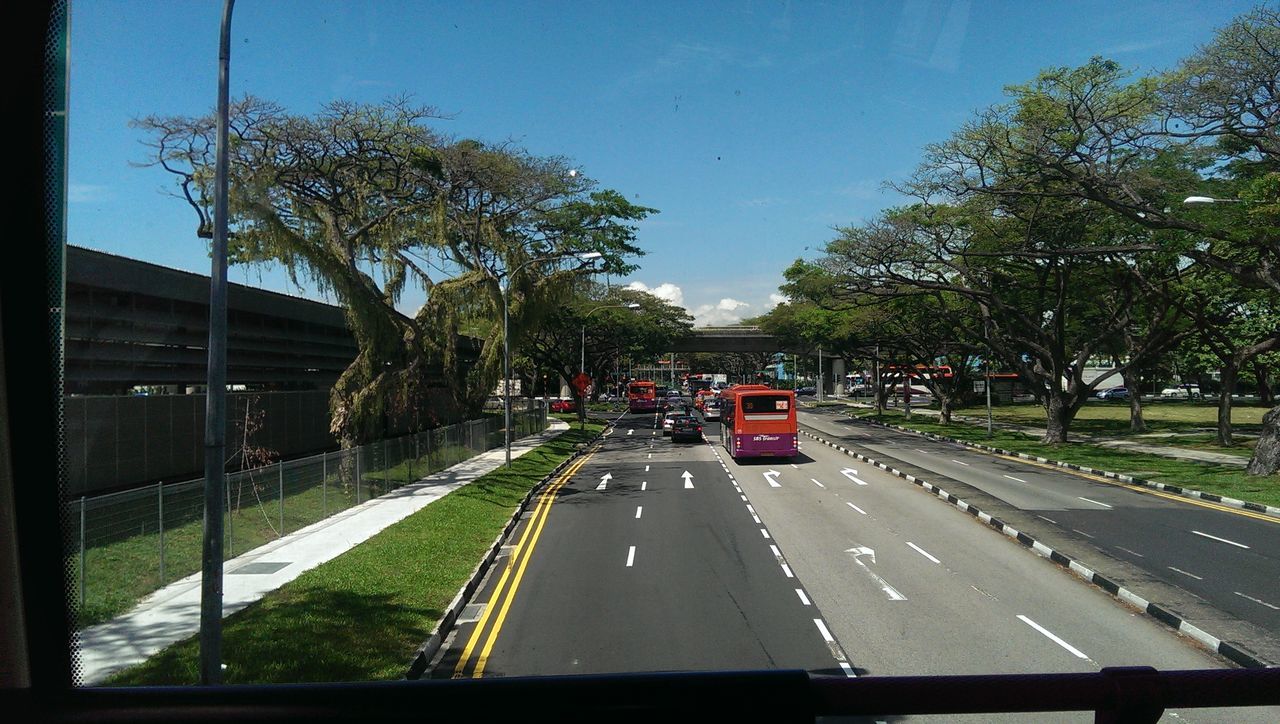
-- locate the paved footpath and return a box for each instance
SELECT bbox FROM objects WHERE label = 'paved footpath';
[76,420,569,686]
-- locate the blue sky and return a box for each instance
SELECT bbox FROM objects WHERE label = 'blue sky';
[68,0,1259,325]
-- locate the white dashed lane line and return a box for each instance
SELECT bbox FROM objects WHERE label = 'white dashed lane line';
[635,506,643,519]
[626,546,636,567]
[1003,474,1028,483]
[846,501,866,515]
[796,589,811,606]
[1234,592,1279,610]
[906,542,940,564]
[811,478,826,489]
[1191,530,1250,549]
[1168,566,1203,581]
[1017,615,1089,660]
[1077,497,1113,509]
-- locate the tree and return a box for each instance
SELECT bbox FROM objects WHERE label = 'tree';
[134,97,651,448]
[521,283,693,421]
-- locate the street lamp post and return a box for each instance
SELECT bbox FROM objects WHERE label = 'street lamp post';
[579,302,641,425]
[498,251,602,467]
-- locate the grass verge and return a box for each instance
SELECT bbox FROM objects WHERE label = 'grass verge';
[844,409,1279,508]
[103,422,603,685]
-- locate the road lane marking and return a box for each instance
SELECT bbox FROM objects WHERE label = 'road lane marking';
[644,465,649,472]
[627,429,633,436]
[764,470,782,487]
[647,453,652,459]
[1191,530,1250,549]
[751,514,761,524]
[1115,546,1144,558]
[1234,592,1279,610]
[1167,566,1203,580]
[839,468,868,485]
[626,546,636,567]
[770,545,783,558]
[814,618,835,643]
[811,478,826,488]
[761,528,771,539]
[781,564,795,578]
[906,542,940,564]
[596,473,612,491]
[846,501,866,515]
[1037,515,1058,524]
[1003,474,1028,483]
[458,451,593,678]
[915,449,929,454]
[847,546,907,601]
[682,470,694,488]
[791,463,799,469]
[740,494,748,501]
[1072,529,1095,539]
[796,589,811,606]
[840,663,857,679]
[641,481,647,491]
[1017,615,1088,659]
[1078,497,1113,509]
[635,506,643,519]
[746,505,756,513]
[950,459,969,466]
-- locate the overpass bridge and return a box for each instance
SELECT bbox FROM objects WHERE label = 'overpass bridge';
[664,326,850,394]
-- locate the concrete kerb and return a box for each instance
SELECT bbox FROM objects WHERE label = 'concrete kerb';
[844,413,1280,519]
[403,414,618,679]
[799,425,1275,670]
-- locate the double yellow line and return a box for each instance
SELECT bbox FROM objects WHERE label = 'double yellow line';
[451,449,597,678]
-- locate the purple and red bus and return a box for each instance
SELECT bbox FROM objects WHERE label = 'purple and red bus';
[627,380,659,414]
[719,384,798,460]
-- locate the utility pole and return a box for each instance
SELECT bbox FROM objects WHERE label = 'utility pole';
[200,0,235,686]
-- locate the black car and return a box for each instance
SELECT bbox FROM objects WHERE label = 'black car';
[670,415,703,442]
[796,386,817,396]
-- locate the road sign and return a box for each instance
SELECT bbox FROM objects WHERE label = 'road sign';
[572,373,592,394]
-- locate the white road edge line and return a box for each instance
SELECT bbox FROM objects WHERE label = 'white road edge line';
[781,564,794,578]
[796,589,811,606]
[1191,530,1250,549]
[626,546,636,567]
[906,542,940,564]
[1017,615,1088,659]
[1234,592,1280,610]
[1078,497,1113,509]
[1167,566,1203,581]
[761,528,771,539]
[1037,515,1058,524]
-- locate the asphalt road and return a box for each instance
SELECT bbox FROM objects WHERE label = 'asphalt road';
[430,402,1279,721]
[796,405,1280,652]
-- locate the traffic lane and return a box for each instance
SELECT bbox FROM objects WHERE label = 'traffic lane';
[1049,508,1280,630]
[442,426,842,677]
[796,409,1280,635]
[720,435,1251,678]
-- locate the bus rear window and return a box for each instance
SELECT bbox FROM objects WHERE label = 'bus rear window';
[741,395,790,414]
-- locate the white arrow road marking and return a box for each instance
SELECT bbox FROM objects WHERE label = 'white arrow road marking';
[682,470,694,489]
[596,473,612,491]
[845,547,907,601]
[627,429,634,436]
[763,470,782,487]
[1017,615,1088,660]
[1191,530,1250,549]
[840,468,868,486]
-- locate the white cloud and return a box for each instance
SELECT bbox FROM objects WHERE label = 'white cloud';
[69,183,112,203]
[769,293,788,307]
[626,280,684,308]
[692,297,750,326]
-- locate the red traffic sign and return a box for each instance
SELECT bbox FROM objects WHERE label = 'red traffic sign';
[572,373,592,393]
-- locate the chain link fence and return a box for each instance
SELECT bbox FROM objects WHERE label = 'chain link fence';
[68,405,547,629]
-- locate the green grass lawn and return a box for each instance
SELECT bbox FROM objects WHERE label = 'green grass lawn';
[847,410,1279,508]
[75,442,483,629]
[948,401,1267,436]
[104,422,604,686]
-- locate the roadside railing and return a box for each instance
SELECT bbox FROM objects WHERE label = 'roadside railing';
[68,405,547,629]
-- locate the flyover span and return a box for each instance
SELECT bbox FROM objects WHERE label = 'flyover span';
[666,326,847,395]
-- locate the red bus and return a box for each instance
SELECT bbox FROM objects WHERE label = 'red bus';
[719,384,797,459]
[627,380,658,413]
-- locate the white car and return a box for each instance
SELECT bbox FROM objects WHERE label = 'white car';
[1161,385,1202,399]
[661,410,682,435]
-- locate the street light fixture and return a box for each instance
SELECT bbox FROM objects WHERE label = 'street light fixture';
[579,302,641,425]
[498,250,602,467]
[1183,196,1246,205]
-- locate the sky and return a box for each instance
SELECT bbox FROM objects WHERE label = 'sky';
[67,0,1261,326]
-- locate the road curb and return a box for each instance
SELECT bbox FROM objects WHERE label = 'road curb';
[842,413,1280,519]
[799,425,1275,670]
[403,420,611,680]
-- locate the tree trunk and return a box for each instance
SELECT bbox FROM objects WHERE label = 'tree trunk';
[1254,360,1274,406]
[939,394,953,424]
[1217,362,1237,447]
[1247,404,1280,476]
[1122,368,1146,433]
[1042,394,1073,444]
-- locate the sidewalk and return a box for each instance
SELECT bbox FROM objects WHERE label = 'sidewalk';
[809,399,1251,467]
[76,420,570,686]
